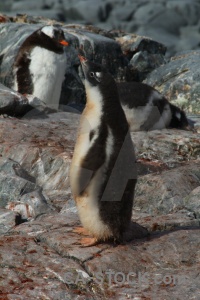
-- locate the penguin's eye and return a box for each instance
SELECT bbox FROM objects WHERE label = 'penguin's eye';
[89,71,101,82]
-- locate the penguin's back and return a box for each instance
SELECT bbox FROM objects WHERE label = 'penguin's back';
[117,81,192,131]
[118,82,172,131]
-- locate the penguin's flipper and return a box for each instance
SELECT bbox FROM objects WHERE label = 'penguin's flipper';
[71,165,93,196]
[140,105,162,131]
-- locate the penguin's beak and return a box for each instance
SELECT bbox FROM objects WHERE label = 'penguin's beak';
[78,55,88,80]
[78,55,87,65]
[59,40,69,46]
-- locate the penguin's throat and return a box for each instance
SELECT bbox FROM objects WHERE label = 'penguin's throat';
[84,85,104,125]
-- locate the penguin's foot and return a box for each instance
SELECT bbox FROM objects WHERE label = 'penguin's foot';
[73,226,89,236]
[80,237,99,247]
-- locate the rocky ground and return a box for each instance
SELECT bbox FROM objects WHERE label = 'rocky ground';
[0,111,199,299]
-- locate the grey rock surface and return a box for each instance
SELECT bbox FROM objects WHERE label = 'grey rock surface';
[0,156,53,220]
[6,189,53,219]
[145,50,200,114]
[0,157,38,208]
[0,83,32,116]
[116,34,167,81]
[0,208,20,234]
[183,186,200,219]
[0,210,199,299]
[135,161,200,215]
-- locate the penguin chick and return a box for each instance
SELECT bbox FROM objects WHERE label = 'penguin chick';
[117,82,192,131]
[70,55,137,246]
[12,25,69,109]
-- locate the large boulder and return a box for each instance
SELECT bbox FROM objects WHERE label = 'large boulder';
[145,50,200,114]
[0,83,31,116]
[115,33,167,81]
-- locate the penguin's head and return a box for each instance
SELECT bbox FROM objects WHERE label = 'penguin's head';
[33,25,69,52]
[78,55,116,90]
[170,104,194,131]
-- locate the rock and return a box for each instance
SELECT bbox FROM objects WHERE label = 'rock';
[183,186,200,219]
[132,210,199,233]
[0,233,97,299]
[0,208,197,299]
[132,129,200,167]
[0,157,38,208]
[8,0,66,22]
[0,157,35,183]
[0,83,32,116]
[115,34,167,81]
[126,0,200,57]
[0,155,52,222]
[2,0,200,58]
[191,114,200,133]
[108,3,136,23]
[0,14,11,22]
[6,189,53,219]
[0,208,21,234]
[129,51,166,81]
[135,161,200,215]
[177,23,200,54]
[142,5,187,35]
[166,0,200,26]
[144,50,200,114]
[0,112,77,209]
[85,229,200,299]
[68,0,112,24]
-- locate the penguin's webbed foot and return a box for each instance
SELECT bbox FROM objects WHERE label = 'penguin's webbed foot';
[72,226,89,236]
[80,237,99,247]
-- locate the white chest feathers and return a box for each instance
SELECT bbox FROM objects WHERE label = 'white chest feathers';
[71,84,104,167]
[122,90,172,131]
[29,47,66,108]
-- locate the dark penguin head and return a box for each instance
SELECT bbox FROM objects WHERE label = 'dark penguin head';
[15,25,69,58]
[25,25,69,53]
[169,103,194,130]
[78,55,120,108]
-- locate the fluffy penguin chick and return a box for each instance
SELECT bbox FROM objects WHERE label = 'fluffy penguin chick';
[12,25,68,109]
[117,82,192,131]
[70,56,137,246]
